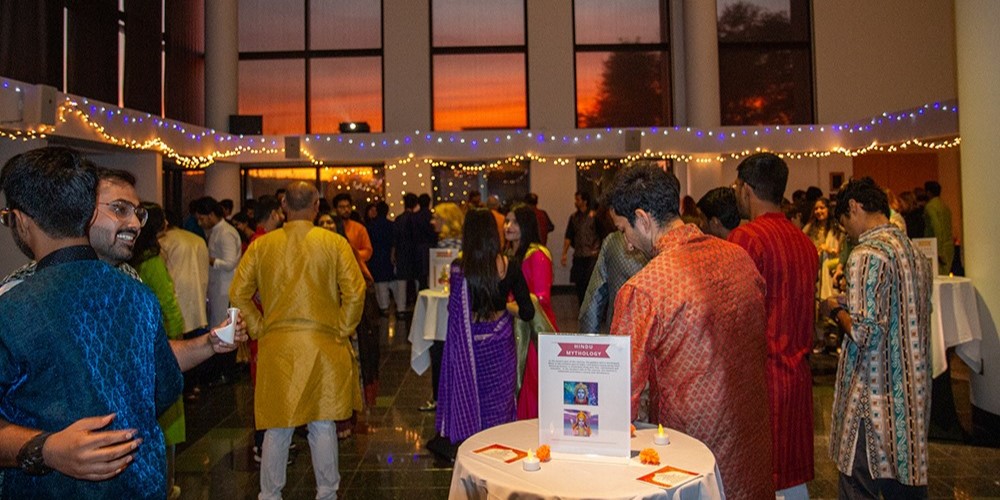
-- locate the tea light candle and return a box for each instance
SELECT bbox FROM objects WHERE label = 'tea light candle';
[653,424,670,446]
[522,449,541,471]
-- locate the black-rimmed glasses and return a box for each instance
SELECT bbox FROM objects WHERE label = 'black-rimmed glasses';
[0,207,11,227]
[99,201,148,227]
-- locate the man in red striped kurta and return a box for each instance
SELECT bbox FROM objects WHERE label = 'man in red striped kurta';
[607,165,774,499]
[729,153,819,498]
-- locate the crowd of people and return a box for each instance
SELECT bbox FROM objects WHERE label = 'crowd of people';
[0,145,946,499]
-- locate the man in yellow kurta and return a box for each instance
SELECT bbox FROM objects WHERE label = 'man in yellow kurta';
[230,181,365,500]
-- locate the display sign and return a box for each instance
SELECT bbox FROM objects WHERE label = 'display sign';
[537,333,631,462]
[912,238,939,275]
[429,248,458,292]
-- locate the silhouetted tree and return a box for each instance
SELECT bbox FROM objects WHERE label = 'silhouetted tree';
[580,48,666,128]
[718,1,806,125]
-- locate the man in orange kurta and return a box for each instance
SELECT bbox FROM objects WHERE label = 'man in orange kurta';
[606,165,773,499]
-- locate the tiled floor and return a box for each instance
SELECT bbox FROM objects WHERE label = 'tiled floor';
[175,292,1000,499]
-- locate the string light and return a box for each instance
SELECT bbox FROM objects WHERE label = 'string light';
[0,78,963,174]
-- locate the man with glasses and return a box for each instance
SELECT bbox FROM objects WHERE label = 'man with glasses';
[0,146,184,496]
[0,168,146,292]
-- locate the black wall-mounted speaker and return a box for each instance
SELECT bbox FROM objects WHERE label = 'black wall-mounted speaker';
[229,115,263,135]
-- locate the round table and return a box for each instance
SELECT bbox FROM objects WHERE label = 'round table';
[449,419,723,500]
[408,288,450,375]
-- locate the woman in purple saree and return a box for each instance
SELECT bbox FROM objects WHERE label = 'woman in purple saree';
[435,208,535,444]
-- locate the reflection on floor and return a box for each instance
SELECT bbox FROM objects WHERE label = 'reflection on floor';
[175,292,1000,499]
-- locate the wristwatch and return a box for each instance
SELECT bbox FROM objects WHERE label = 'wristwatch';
[17,431,54,476]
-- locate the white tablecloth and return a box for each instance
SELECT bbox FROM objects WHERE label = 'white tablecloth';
[450,419,724,500]
[931,276,983,377]
[408,288,450,375]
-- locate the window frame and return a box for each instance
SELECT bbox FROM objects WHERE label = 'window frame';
[572,0,673,129]
[237,0,385,134]
[429,0,529,131]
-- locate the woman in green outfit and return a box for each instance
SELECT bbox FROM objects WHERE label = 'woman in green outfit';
[129,202,186,499]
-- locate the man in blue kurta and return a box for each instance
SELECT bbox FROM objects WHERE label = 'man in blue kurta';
[0,147,183,498]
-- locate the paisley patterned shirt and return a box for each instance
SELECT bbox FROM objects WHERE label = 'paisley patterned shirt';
[831,223,932,485]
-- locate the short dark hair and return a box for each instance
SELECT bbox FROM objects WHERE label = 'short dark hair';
[418,193,431,209]
[98,168,136,186]
[524,192,539,206]
[253,195,281,226]
[220,199,234,212]
[605,164,680,225]
[332,192,352,206]
[736,153,788,205]
[192,196,223,217]
[924,180,942,197]
[375,200,389,217]
[402,192,418,209]
[697,187,740,230]
[1,146,98,238]
[835,177,890,219]
[575,191,592,204]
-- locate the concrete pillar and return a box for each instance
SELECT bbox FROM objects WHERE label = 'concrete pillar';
[383,0,431,133]
[678,0,722,199]
[955,0,1000,434]
[204,162,242,209]
[527,0,575,130]
[205,0,239,132]
[682,0,720,128]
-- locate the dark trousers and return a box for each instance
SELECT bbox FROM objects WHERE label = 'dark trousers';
[838,427,928,499]
[357,287,381,386]
[429,340,444,401]
[570,255,597,305]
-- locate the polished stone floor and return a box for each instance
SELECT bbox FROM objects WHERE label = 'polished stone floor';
[175,292,1000,499]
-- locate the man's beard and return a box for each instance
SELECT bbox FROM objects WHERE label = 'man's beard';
[11,223,35,260]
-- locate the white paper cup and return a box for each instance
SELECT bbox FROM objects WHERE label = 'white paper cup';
[215,307,239,344]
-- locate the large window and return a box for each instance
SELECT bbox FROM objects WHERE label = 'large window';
[432,161,530,208]
[431,0,527,131]
[574,0,671,128]
[242,165,384,209]
[238,0,383,135]
[717,0,813,125]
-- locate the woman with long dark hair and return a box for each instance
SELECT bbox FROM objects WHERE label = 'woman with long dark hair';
[505,204,558,419]
[128,202,186,497]
[436,208,535,446]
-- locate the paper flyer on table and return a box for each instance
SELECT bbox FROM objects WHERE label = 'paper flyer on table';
[637,465,701,489]
[472,444,528,464]
[429,248,457,291]
[537,333,631,460]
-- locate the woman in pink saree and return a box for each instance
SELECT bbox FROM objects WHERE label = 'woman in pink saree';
[505,205,558,420]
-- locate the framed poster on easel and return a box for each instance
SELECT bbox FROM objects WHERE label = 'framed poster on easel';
[537,333,631,462]
[429,248,458,291]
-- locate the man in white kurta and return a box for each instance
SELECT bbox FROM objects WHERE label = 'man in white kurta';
[230,182,365,500]
[159,221,209,333]
[195,199,242,326]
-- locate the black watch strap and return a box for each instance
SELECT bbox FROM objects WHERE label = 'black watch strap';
[17,431,54,476]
